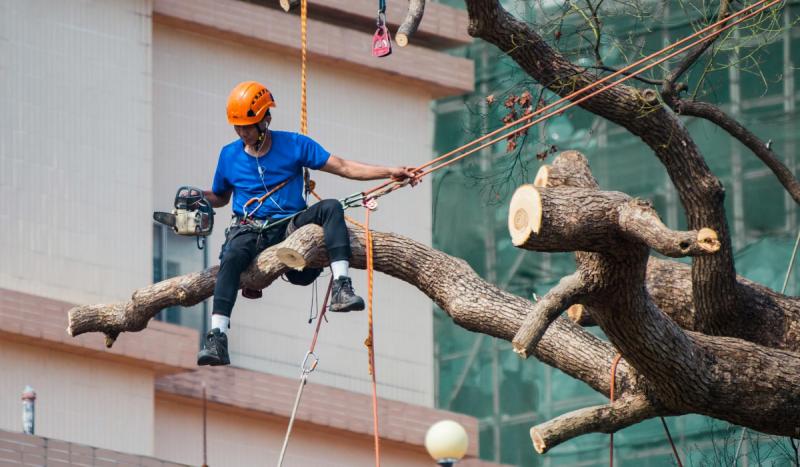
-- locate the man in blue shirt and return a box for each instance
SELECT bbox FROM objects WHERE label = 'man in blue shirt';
[196,81,417,366]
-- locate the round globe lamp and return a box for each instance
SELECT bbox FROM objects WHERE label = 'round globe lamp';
[425,420,468,466]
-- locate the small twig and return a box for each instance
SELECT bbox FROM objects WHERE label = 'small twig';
[665,0,731,86]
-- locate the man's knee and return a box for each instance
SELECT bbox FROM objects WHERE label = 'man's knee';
[319,198,343,216]
[220,245,253,269]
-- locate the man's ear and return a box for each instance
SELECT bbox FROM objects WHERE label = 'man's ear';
[264,111,272,128]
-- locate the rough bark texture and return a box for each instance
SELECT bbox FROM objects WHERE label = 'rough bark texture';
[531,395,659,454]
[464,0,738,340]
[69,223,652,406]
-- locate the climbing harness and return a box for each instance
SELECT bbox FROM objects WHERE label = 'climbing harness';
[277,277,334,467]
[372,0,392,58]
[609,354,683,467]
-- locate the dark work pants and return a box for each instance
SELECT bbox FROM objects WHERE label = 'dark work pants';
[212,199,351,317]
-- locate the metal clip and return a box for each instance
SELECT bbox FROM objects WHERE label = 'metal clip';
[340,192,366,210]
[301,351,319,375]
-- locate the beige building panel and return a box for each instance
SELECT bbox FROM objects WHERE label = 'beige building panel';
[0,0,154,305]
[154,397,439,467]
[153,25,434,406]
[0,340,155,455]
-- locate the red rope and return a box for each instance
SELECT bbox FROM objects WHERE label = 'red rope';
[308,277,333,353]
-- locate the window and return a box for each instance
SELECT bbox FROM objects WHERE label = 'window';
[153,223,209,344]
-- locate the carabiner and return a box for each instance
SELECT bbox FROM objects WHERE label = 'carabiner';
[301,351,319,375]
[340,192,366,210]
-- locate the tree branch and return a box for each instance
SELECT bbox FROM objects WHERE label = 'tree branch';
[396,0,426,47]
[674,98,800,205]
[618,199,721,257]
[68,224,644,402]
[530,394,663,453]
[512,272,589,357]
[508,185,719,258]
[465,0,739,337]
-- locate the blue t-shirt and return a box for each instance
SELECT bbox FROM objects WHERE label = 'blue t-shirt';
[211,131,331,219]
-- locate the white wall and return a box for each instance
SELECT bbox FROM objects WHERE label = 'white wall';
[0,0,154,304]
[0,340,155,455]
[152,25,435,407]
[154,397,435,467]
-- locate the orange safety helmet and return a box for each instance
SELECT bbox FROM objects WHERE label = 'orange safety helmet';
[226,81,276,126]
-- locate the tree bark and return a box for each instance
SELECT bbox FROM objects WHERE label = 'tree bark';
[464,0,738,340]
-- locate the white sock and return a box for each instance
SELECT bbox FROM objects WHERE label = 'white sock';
[331,260,349,279]
[211,314,230,334]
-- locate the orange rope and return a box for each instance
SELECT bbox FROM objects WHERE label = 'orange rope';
[299,0,308,135]
[362,0,780,199]
[364,208,381,466]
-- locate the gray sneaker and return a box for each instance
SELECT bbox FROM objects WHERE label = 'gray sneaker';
[330,276,365,312]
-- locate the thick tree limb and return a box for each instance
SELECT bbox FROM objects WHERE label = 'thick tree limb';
[68,224,645,401]
[673,98,800,205]
[511,150,800,440]
[530,394,663,454]
[541,152,800,351]
[465,0,738,338]
[508,185,719,258]
[396,0,425,47]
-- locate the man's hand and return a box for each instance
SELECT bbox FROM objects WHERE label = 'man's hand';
[389,166,421,186]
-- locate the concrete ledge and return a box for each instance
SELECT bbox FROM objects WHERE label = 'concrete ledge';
[0,288,198,376]
[156,365,480,457]
[154,0,474,98]
[0,429,186,466]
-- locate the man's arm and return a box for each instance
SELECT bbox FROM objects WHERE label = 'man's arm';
[203,189,231,208]
[320,155,419,184]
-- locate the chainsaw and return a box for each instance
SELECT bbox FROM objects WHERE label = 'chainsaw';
[153,186,215,250]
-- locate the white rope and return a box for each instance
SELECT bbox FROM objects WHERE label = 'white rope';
[277,351,318,467]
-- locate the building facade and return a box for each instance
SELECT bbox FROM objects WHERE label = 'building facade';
[0,0,505,465]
